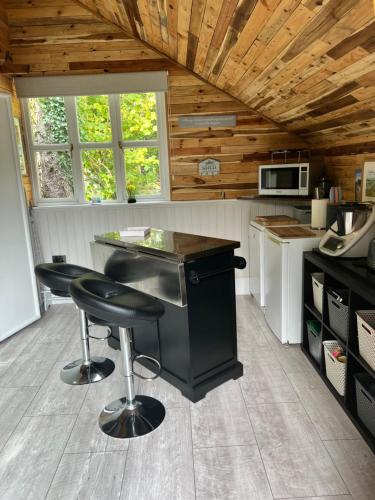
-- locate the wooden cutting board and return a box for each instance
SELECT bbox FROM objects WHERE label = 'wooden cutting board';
[255,215,300,226]
[267,226,317,238]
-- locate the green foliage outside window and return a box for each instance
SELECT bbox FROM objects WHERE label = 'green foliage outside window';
[30,97,73,198]
[120,93,158,141]
[29,92,161,201]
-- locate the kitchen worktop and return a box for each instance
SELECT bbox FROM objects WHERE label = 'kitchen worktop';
[94,228,240,262]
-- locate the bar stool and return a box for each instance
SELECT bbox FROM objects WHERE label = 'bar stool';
[70,275,165,439]
[34,263,115,385]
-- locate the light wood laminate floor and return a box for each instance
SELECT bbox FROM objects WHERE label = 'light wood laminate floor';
[0,297,373,500]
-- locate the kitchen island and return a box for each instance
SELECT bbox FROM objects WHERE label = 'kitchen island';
[91,228,244,402]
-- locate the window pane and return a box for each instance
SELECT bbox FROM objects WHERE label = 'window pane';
[125,147,160,196]
[82,149,116,201]
[29,97,68,145]
[76,95,112,143]
[120,93,157,141]
[36,151,73,199]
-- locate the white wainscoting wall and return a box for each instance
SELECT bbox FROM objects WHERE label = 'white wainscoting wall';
[33,199,296,294]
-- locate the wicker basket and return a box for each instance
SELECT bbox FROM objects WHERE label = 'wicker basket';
[311,273,324,315]
[323,340,347,396]
[327,289,349,342]
[356,311,375,371]
[307,320,322,365]
[354,373,375,437]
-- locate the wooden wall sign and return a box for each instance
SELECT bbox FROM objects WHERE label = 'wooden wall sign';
[199,158,220,176]
[178,115,237,128]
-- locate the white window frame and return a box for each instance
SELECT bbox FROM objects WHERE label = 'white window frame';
[21,91,170,205]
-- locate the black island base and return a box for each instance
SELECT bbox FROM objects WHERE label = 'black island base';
[91,228,244,402]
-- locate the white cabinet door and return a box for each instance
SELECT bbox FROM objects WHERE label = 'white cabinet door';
[264,234,286,342]
[0,96,39,340]
[249,225,261,305]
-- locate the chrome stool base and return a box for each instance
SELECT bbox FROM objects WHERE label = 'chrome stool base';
[99,395,165,439]
[60,356,115,385]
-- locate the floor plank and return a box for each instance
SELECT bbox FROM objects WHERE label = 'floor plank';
[0,414,75,500]
[287,371,361,440]
[324,439,375,500]
[194,445,273,500]
[120,407,195,500]
[190,379,256,448]
[0,341,65,388]
[25,361,88,416]
[0,327,40,363]
[0,387,39,450]
[65,408,128,453]
[46,451,126,500]
[248,401,320,450]
[261,442,348,498]
[239,349,299,406]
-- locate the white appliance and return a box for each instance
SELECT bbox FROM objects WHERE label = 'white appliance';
[249,221,263,307]
[319,203,375,258]
[0,96,40,341]
[249,217,299,308]
[264,226,323,344]
[259,163,309,196]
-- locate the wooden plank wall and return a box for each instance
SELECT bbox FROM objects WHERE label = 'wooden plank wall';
[0,74,32,202]
[5,0,307,201]
[167,69,307,200]
[323,152,375,201]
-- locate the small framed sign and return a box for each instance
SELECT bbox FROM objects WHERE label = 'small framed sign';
[362,161,375,202]
[199,158,220,176]
[179,114,237,128]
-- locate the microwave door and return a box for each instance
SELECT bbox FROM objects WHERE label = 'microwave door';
[260,166,300,195]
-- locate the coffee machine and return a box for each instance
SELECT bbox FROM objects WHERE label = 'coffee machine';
[319,203,375,258]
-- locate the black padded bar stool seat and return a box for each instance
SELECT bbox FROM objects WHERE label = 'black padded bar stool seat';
[70,278,164,327]
[35,263,100,296]
[70,276,165,439]
[34,263,115,385]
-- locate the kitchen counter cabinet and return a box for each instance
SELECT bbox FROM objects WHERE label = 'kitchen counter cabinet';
[91,229,243,402]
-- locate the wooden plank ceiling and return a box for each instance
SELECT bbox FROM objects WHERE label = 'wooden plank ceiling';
[65,0,375,150]
[3,0,375,152]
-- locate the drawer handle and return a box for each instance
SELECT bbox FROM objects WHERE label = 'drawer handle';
[331,301,340,309]
[360,388,373,404]
[361,323,373,335]
[314,281,320,288]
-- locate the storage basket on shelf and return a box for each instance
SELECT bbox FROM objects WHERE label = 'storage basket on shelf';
[307,320,322,364]
[327,289,349,342]
[323,340,347,396]
[356,310,375,371]
[311,272,324,315]
[354,373,375,437]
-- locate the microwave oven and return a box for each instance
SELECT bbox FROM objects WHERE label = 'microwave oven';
[259,163,310,196]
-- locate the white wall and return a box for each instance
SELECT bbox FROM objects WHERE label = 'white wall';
[33,199,297,294]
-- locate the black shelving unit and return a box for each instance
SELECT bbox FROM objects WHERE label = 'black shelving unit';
[302,251,375,452]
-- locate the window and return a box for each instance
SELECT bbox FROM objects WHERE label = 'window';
[23,92,169,204]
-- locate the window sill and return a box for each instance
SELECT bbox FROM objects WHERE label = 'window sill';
[32,199,241,209]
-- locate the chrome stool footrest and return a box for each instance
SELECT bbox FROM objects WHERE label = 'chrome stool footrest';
[87,324,113,341]
[132,354,161,381]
